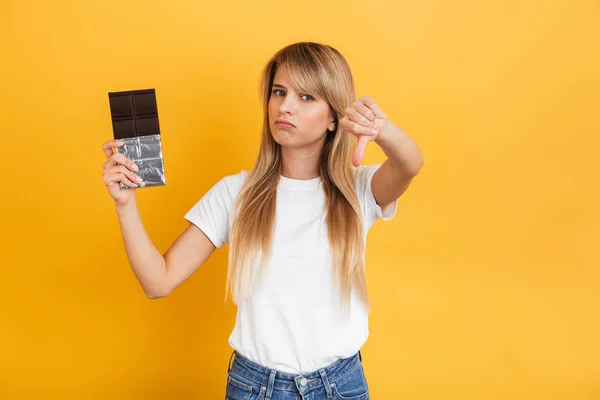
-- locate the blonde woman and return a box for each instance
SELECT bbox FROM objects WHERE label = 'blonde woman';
[101,42,423,400]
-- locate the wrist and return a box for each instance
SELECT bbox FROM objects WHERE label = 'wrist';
[115,198,137,212]
[374,119,395,147]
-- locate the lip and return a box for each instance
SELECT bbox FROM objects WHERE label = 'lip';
[275,119,296,128]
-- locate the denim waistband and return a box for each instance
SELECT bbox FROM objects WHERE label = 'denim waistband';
[227,350,363,395]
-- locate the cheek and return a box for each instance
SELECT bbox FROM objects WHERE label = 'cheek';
[303,109,330,130]
[268,96,281,115]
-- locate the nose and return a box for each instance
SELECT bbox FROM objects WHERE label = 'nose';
[278,94,296,115]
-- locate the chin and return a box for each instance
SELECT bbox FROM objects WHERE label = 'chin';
[271,134,293,147]
[271,127,294,141]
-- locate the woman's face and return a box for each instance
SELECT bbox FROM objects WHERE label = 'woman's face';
[268,68,336,149]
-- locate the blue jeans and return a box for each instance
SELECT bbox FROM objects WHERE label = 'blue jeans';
[225,350,370,400]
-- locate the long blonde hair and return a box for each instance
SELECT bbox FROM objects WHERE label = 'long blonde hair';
[226,42,369,317]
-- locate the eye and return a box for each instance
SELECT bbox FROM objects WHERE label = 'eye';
[272,89,284,96]
[302,94,314,102]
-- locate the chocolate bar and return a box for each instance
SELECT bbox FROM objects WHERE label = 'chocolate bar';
[108,88,166,189]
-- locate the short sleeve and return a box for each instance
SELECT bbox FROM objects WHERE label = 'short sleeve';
[355,164,399,229]
[184,172,246,248]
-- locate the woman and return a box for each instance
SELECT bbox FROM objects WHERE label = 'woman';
[101,42,423,400]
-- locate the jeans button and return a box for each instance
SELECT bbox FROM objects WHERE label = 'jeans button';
[300,378,308,386]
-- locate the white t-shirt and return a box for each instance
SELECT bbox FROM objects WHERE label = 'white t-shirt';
[184,164,398,374]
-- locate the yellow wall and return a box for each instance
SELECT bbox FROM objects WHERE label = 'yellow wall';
[2,0,598,398]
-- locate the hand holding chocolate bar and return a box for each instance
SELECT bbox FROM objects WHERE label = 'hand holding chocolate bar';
[101,139,142,205]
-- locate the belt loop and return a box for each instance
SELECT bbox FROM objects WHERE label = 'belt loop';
[227,350,236,373]
[265,370,277,400]
[358,350,362,363]
[319,369,333,398]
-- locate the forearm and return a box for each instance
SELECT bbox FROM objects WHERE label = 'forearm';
[375,120,424,175]
[115,201,168,298]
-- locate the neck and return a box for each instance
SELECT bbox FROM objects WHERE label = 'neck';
[280,144,322,180]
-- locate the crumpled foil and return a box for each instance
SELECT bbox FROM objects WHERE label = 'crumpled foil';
[115,133,166,189]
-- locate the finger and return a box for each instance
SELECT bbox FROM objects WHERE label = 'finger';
[346,107,374,127]
[359,96,376,108]
[353,102,375,121]
[352,121,377,135]
[353,135,371,167]
[359,96,385,118]
[103,152,139,172]
[364,101,385,119]
[102,139,125,158]
[111,152,139,171]
[103,165,144,185]
[339,117,377,136]
[106,165,144,185]
[103,172,139,188]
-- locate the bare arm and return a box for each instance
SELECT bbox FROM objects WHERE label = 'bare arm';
[162,222,217,297]
[115,200,216,299]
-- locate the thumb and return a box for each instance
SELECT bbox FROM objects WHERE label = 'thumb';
[353,135,370,167]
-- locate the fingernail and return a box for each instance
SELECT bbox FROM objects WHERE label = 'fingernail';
[136,175,143,183]
[132,163,139,171]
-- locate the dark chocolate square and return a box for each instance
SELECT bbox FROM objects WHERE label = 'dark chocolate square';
[112,119,136,138]
[133,92,158,115]
[136,117,160,136]
[108,94,133,119]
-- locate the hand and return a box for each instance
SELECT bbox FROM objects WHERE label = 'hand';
[339,96,388,167]
[101,139,143,206]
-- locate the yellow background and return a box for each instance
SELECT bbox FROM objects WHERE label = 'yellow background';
[1,0,599,398]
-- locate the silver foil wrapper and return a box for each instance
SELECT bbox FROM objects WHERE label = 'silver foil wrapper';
[115,133,166,189]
